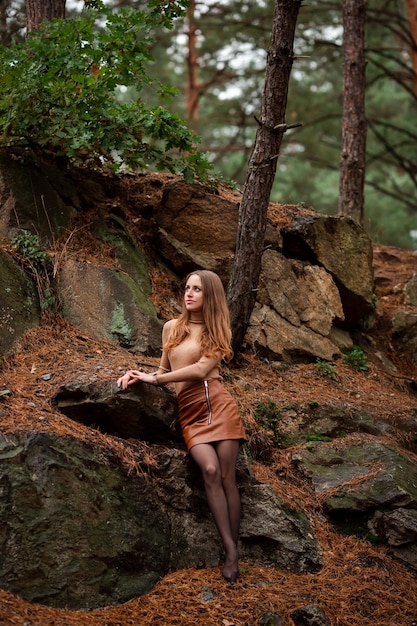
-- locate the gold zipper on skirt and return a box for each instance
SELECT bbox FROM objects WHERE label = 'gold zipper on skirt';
[203,380,213,425]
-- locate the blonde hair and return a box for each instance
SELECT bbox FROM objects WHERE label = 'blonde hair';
[164,270,233,361]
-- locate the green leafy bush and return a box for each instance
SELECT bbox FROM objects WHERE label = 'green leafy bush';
[342,345,369,372]
[0,1,210,181]
[314,359,339,381]
[11,231,50,271]
[254,401,282,444]
[11,231,55,311]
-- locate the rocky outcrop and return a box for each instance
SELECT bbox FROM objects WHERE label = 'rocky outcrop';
[291,439,417,571]
[0,152,378,362]
[59,258,162,355]
[0,432,170,610]
[282,213,375,327]
[156,179,239,281]
[0,428,322,610]
[0,249,40,353]
[0,150,77,244]
[247,250,345,361]
[53,379,182,444]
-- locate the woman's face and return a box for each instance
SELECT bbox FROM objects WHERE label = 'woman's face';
[184,274,204,313]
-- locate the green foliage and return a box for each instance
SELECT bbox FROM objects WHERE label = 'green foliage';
[11,230,56,312]
[305,434,333,442]
[254,401,281,444]
[342,346,369,372]
[314,359,339,381]
[11,231,50,271]
[0,3,211,180]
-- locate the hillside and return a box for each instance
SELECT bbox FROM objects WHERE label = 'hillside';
[1,171,417,624]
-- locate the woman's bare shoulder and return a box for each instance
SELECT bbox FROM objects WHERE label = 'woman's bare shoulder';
[162,318,178,340]
[164,318,178,330]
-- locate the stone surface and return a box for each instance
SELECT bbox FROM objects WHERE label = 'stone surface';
[54,380,183,445]
[156,179,239,281]
[0,151,77,244]
[59,258,162,355]
[0,432,170,610]
[282,213,374,327]
[290,604,330,626]
[248,304,340,362]
[0,249,40,354]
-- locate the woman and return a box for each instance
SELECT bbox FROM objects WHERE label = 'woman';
[117,270,246,583]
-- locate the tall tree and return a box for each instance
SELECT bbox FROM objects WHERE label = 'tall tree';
[185,0,199,121]
[26,0,65,34]
[406,0,417,96]
[227,0,302,354]
[337,0,367,224]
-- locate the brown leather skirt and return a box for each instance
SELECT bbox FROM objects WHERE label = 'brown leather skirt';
[177,378,247,450]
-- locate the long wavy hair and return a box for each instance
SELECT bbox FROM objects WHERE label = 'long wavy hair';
[163,270,233,361]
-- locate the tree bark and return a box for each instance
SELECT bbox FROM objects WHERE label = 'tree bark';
[337,0,366,225]
[185,0,200,121]
[227,0,301,355]
[26,0,66,34]
[405,0,417,96]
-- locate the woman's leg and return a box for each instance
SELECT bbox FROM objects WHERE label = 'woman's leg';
[215,439,241,544]
[190,440,241,582]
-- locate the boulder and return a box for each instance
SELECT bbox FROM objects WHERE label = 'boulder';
[257,251,344,335]
[0,150,77,245]
[0,249,40,354]
[54,380,183,445]
[247,249,344,361]
[293,441,417,509]
[282,214,374,327]
[58,258,162,355]
[291,439,417,569]
[0,423,323,610]
[369,508,417,570]
[290,604,330,626]
[248,304,340,362]
[156,180,239,281]
[391,309,417,365]
[0,432,170,610]
[404,271,417,306]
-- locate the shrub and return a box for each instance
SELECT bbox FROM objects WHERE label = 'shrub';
[342,345,369,372]
[0,1,210,181]
[314,359,339,381]
[11,231,56,312]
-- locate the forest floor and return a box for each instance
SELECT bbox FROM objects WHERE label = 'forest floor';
[1,239,417,625]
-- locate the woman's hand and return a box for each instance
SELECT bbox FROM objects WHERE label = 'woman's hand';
[116,369,155,390]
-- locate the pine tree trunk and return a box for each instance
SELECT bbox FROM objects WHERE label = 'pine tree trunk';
[186,0,199,121]
[227,0,301,355]
[26,0,66,34]
[337,0,366,225]
[405,0,417,96]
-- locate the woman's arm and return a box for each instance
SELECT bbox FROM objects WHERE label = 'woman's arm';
[117,353,221,389]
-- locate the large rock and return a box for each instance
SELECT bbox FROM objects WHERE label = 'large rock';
[249,304,340,362]
[54,380,183,445]
[156,180,239,281]
[291,439,417,569]
[0,421,323,610]
[369,508,417,570]
[257,251,345,336]
[59,258,162,355]
[282,214,374,327]
[247,249,344,361]
[0,150,77,244]
[0,432,170,610]
[0,249,40,354]
[391,309,417,365]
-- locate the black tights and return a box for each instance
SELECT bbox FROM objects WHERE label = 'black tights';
[190,440,240,579]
